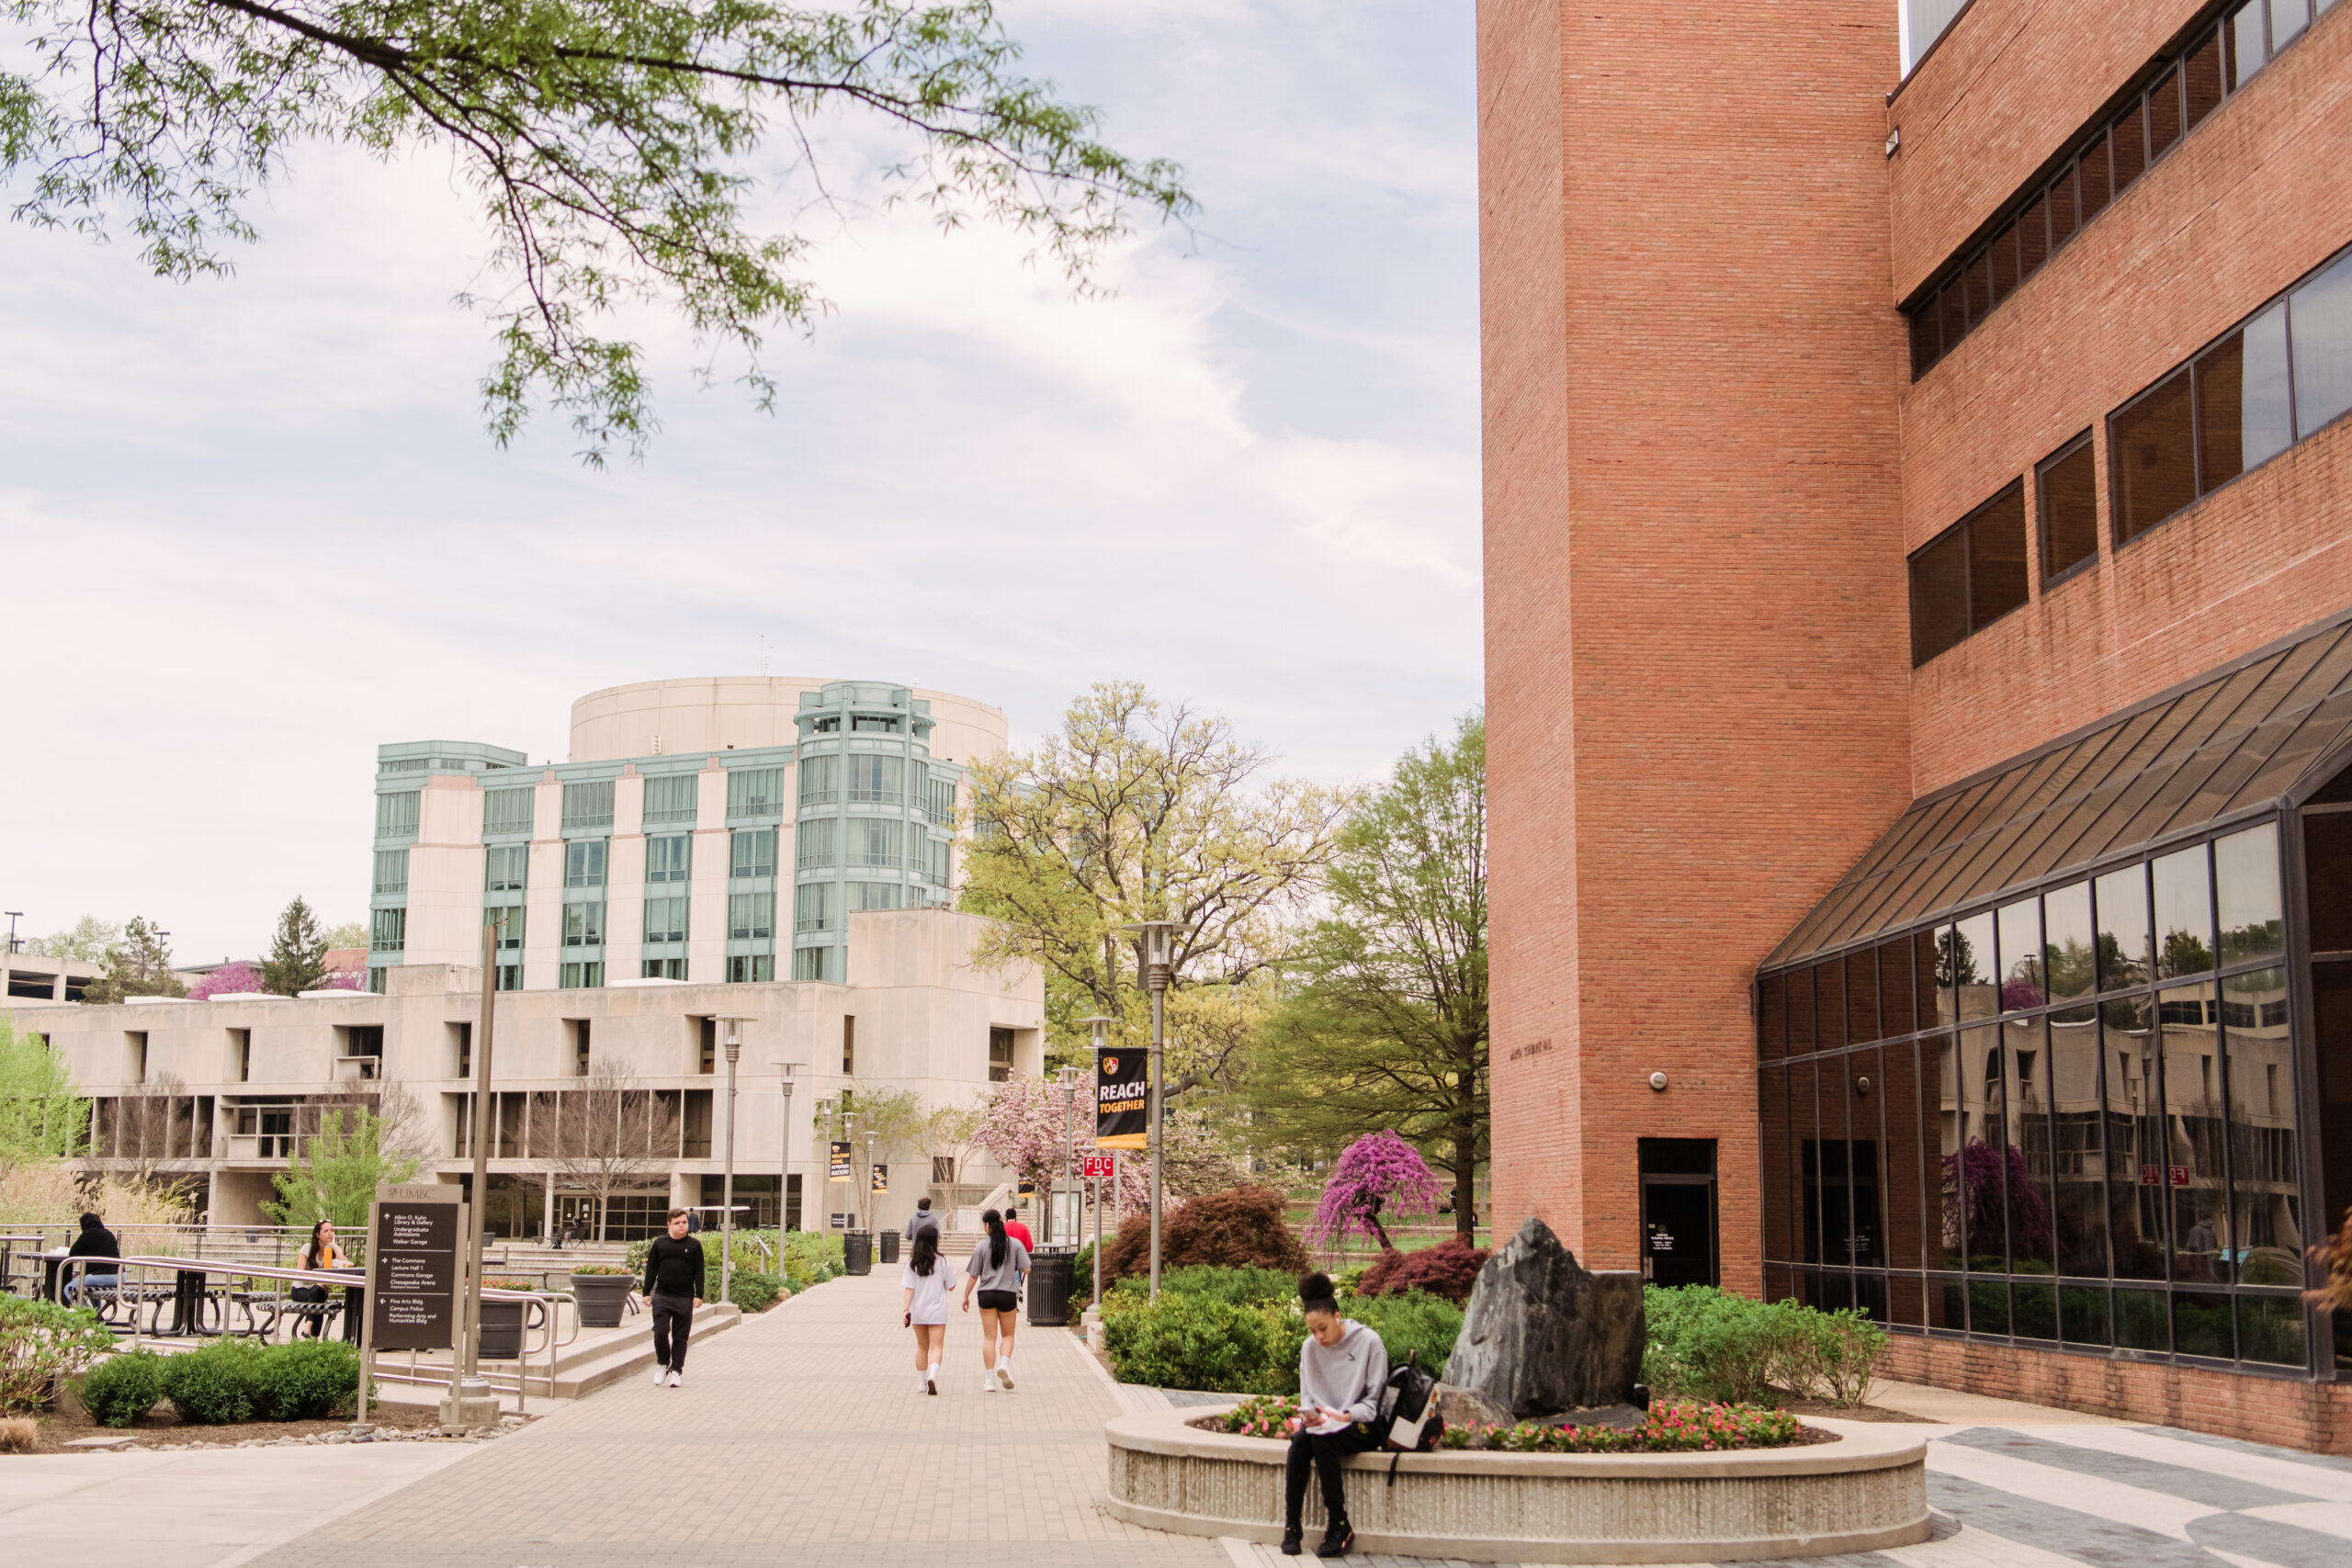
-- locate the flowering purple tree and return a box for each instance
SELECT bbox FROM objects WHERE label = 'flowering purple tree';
[318,967,365,991]
[1308,1130,1442,1250]
[187,963,264,1000]
[1940,1138,2053,1260]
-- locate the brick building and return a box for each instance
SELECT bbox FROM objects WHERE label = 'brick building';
[1480,0,2352,1446]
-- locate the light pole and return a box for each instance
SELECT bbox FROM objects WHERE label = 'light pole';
[447,917,500,1432]
[1079,1016,1113,1308]
[770,1060,799,1231]
[1053,1065,1083,1245]
[718,1017,752,1306]
[1124,921,1178,1299]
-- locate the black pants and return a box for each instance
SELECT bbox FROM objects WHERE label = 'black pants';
[650,1293,694,1371]
[1284,1425,1377,1530]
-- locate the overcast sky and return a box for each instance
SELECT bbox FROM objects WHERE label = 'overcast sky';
[0,1,1480,964]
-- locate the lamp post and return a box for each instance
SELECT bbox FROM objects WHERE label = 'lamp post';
[770,1060,799,1232]
[718,1017,752,1307]
[1124,921,1178,1299]
[1053,1065,1083,1245]
[1079,1016,1113,1308]
[446,917,501,1432]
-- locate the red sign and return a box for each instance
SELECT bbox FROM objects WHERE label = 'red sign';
[2140,1164,2161,1187]
[1082,1156,1115,1180]
[2170,1165,2191,1188]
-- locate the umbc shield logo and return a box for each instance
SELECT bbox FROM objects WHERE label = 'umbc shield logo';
[1102,1055,1119,1077]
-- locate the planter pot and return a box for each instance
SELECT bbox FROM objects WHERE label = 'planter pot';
[571,1274,632,1328]
[478,1299,526,1360]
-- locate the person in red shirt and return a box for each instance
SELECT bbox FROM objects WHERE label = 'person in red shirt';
[1001,1211,1035,1250]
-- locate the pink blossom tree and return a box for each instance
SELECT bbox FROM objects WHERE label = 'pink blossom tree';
[974,1075,1148,1210]
[187,963,264,1000]
[1307,1129,1442,1251]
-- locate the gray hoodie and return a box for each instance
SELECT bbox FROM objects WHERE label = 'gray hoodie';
[1298,1320,1388,1426]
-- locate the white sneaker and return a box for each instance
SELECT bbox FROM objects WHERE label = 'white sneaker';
[981,1372,998,1392]
[998,1364,1015,1390]
[651,1367,667,1386]
[667,1371,683,1388]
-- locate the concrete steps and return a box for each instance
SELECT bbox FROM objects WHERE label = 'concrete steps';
[548,1300,742,1397]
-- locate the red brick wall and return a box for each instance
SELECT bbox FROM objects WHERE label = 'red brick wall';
[1900,7,2352,795]
[1880,1334,2352,1453]
[1479,1,1914,1279]
[1888,0,2208,301]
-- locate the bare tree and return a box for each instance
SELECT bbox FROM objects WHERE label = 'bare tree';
[533,1061,682,1242]
[105,1073,193,1186]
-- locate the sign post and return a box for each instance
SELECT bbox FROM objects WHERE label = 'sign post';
[361,1181,461,1430]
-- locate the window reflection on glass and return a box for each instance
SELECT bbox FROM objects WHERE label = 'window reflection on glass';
[2049,1003,2109,1276]
[1758,973,1786,1060]
[2222,965,2301,1286]
[2238,1294,2307,1365]
[561,901,605,947]
[1951,1026,2012,1271]
[1846,948,1880,1045]
[2214,823,2283,965]
[1949,913,1996,1020]
[2002,1018,2055,1275]
[2095,863,2151,989]
[2061,1285,2112,1346]
[1997,897,2044,1010]
[2290,251,2352,435]
[1878,937,1917,1034]
[1935,1035,1965,1268]
[1759,1064,1792,1261]
[2100,993,2165,1280]
[2154,845,2215,977]
[2157,980,2225,1285]
[2042,881,2096,1002]
[1815,957,1847,1052]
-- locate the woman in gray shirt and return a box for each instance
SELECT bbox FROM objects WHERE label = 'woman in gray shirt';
[1281,1271,1387,1558]
[960,1208,1029,1392]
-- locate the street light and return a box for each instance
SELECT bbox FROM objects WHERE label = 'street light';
[718,1016,754,1307]
[1053,1064,1084,1245]
[447,916,502,1433]
[1123,920,1178,1299]
[769,1060,799,1233]
[1078,1016,1114,1309]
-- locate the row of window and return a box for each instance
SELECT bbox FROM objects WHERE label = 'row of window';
[376,792,420,839]
[373,850,408,897]
[1761,823,2282,1058]
[550,953,807,987]
[471,825,945,885]
[1907,0,2335,379]
[477,763,796,840]
[1908,243,2352,667]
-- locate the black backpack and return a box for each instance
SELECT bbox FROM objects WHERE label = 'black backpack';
[1374,1350,1443,1483]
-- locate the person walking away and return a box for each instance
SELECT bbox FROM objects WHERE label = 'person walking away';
[641,1209,705,1387]
[901,1226,953,1394]
[903,1197,940,1242]
[290,1219,346,1337]
[959,1208,1028,1391]
[1279,1271,1388,1558]
[1001,1209,1033,1251]
[64,1212,120,1308]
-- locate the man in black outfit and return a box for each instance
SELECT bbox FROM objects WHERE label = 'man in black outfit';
[65,1212,120,1307]
[641,1208,705,1388]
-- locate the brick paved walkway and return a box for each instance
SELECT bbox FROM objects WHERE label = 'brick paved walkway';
[243,1270,1220,1568]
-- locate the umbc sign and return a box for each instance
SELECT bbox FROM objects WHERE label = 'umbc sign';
[1095,1044,1147,1151]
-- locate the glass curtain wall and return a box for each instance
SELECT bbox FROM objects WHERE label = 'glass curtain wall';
[1759,819,2312,1371]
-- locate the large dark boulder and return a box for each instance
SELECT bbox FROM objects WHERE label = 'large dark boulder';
[1440,1215,1644,1418]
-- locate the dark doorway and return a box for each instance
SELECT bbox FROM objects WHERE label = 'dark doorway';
[1639,1138,1718,1288]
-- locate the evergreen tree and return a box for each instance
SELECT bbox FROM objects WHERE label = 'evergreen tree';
[258,897,329,997]
[82,917,186,1004]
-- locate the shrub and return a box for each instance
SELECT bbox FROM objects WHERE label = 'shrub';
[716,1269,783,1313]
[1100,1186,1309,1286]
[568,1263,631,1276]
[0,1295,116,1414]
[781,1231,845,1290]
[1349,1290,1464,1382]
[1776,1305,1887,1407]
[254,1339,364,1421]
[1101,1291,1302,1394]
[163,1337,266,1424]
[78,1350,167,1427]
[1642,1286,1887,1408]
[1357,1237,1489,1304]
[0,1416,33,1452]
[1111,1265,1297,1308]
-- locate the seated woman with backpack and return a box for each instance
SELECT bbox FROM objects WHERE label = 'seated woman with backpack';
[1280,1271,1388,1559]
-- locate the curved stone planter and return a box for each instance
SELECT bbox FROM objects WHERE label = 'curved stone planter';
[1104,1407,1929,1564]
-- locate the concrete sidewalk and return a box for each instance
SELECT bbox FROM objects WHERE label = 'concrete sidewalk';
[240,1269,1219,1568]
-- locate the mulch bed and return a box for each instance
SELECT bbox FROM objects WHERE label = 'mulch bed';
[11,1399,510,1454]
[1767,1395,1922,1424]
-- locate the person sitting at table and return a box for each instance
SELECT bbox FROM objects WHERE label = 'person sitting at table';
[291,1219,345,1338]
[65,1212,120,1306]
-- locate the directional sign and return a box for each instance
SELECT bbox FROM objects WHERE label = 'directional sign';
[1082,1156,1115,1180]
[368,1195,459,1352]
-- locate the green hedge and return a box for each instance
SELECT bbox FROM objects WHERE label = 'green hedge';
[1641,1286,1886,1407]
[79,1350,166,1427]
[624,1229,844,1292]
[1099,1268,1464,1393]
[159,1337,367,1425]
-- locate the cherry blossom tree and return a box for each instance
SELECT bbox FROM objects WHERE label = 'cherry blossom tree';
[973,1075,1243,1214]
[187,962,264,1000]
[1307,1130,1442,1251]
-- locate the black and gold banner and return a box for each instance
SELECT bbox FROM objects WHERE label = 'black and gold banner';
[829,1141,852,1181]
[1096,1043,1148,1151]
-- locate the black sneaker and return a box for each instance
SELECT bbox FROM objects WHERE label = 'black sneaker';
[1278,1529,1303,1557]
[1315,1523,1353,1559]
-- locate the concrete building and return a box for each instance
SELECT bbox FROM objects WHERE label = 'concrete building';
[1481,0,2352,1445]
[14,913,1043,1238]
[370,679,1004,990]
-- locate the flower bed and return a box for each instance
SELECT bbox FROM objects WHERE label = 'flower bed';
[1204,1394,1815,1453]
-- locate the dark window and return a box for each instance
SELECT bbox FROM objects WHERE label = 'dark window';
[2038,433,2098,582]
[1963,253,1991,326]
[2018,194,2049,276]
[1989,222,2019,305]
[2185,31,2224,128]
[2079,132,2112,222]
[2111,102,2148,191]
[1847,947,1880,1046]
[2195,304,2293,493]
[2048,166,2078,248]
[988,1026,1015,1083]
[1938,280,1968,359]
[1909,481,2029,666]
[1911,308,1942,378]
[2307,812,2352,954]
[843,1014,855,1075]
[2147,67,2183,159]
[1789,964,1816,1055]
[2111,367,2198,544]
[1759,972,1788,1060]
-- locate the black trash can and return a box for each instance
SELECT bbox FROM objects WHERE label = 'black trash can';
[1026,1247,1076,1326]
[879,1229,901,1264]
[844,1231,873,1276]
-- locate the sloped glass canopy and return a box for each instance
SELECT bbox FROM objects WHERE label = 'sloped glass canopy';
[1768,611,2352,968]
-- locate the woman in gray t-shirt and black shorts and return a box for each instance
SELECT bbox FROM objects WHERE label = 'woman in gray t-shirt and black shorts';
[960,1207,1029,1392]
